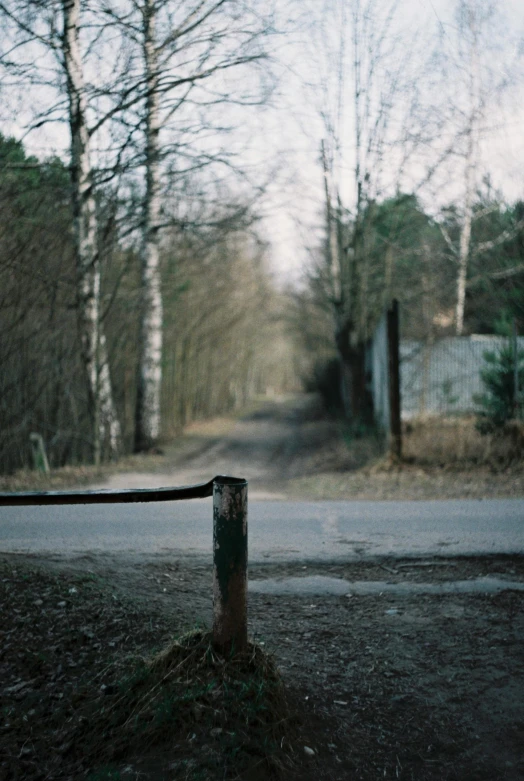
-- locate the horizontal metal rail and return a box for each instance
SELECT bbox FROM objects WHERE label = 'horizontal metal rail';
[0,474,249,654]
[0,475,245,506]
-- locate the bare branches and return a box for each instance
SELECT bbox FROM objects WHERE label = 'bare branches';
[438,223,459,258]
[472,218,524,258]
[158,0,229,53]
[0,0,59,50]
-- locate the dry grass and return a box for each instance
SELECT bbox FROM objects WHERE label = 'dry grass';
[0,402,261,493]
[403,416,524,467]
[0,454,168,493]
[287,414,524,500]
[87,629,294,780]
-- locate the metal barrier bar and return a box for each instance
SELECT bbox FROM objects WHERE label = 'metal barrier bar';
[0,474,248,654]
[0,475,233,506]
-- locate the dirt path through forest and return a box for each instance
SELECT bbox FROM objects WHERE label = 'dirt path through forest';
[84,395,345,499]
[79,393,524,501]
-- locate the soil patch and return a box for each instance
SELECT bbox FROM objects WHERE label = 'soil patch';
[1,553,523,780]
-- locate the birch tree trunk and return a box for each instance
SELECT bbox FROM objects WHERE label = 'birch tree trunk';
[456,144,473,335]
[134,0,163,452]
[455,1,480,336]
[62,0,120,462]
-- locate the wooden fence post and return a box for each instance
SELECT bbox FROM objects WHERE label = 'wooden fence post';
[213,476,248,654]
[513,318,519,417]
[387,299,402,460]
[29,433,50,474]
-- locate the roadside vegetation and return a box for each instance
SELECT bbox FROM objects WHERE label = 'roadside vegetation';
[287,412,524,501]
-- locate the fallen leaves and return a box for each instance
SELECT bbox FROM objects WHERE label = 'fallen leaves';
[0,558,172,781]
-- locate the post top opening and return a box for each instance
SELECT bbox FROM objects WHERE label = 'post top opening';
[213,475,247,486]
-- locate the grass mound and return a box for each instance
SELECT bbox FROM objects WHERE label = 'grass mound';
[83,630,295,780]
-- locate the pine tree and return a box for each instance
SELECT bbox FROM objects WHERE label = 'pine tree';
[475,342,524,431]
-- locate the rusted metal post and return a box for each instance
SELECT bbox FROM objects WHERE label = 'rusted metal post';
[0,474,249,655]
[212,476,248,654]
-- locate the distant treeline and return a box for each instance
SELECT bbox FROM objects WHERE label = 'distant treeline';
[0,135,300,474]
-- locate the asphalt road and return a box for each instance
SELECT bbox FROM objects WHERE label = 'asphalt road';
[1,498,523,562]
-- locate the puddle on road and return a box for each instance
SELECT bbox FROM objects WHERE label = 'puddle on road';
[248,575,524,596]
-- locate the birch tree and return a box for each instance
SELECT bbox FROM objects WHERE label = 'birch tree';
[0,0,121,462]
[99,0,274,451]
[1,0,276,455]
[133,0,163,451]
[0,130,288,472]
[436,0,523,335]
[454,0,484,335]
[62,0,121,461]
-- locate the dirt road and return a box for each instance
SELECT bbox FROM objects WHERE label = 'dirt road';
[78,394,524,501]
[82,395,348,499]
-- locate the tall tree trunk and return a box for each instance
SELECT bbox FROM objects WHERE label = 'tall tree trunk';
[456,2,480,336]
[135,0,163,452]
[322,140,352,417]
[321,141,342,306]
[62,0,120,463]
[335,318,373,424]
[456,132,474,335]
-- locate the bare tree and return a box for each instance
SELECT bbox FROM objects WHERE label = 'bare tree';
[132,0,163,451]
[0,0,121,462]
[454,2,480,335]
[306,0,431,419]
[159,206,297,433]
[62,0,121,461]
[434,0,523,334]
[0,0,278,464]
[98,0,274,450]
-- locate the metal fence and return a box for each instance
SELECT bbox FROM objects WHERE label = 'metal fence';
[401,335,524,418]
